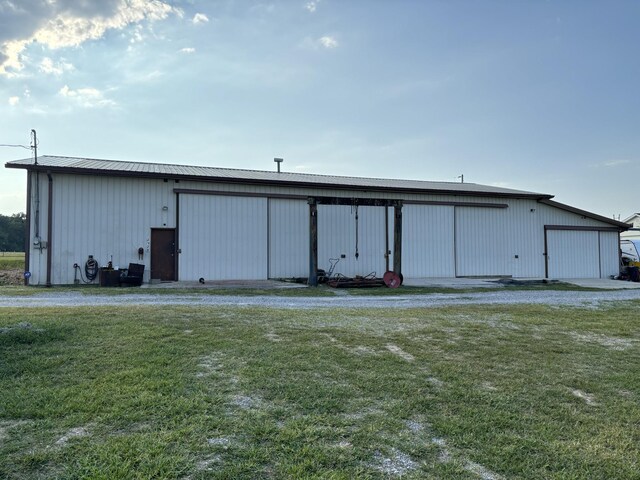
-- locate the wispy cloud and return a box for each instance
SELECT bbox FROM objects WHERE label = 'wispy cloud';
[301,35,339,50]
[8,96,20,106]
[319,36,338,49]
[192,13,209,25]
[602,159,631,167]
[306,1,321,13]
[39,57,75,76]
[179,47,196,54]
[0,0,180,76]
[58,85,116,108]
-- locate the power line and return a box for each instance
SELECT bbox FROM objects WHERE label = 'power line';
[0,143,31,149]
[1,130,39,151]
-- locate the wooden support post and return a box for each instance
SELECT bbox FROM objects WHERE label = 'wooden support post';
[384,206,390,272]
[308,199,318,286]
[393,203,402,277]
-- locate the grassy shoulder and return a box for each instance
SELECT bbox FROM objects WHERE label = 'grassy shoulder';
[1,302,639,479]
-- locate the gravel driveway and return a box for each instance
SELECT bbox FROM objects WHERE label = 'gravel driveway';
[1,289,640,309]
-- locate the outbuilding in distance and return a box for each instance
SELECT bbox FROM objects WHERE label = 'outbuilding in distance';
[5,155,631,286]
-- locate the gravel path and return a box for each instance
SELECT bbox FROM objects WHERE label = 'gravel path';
[1,289,640,309]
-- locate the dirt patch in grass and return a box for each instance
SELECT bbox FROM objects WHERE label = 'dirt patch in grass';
[0,321,44,334]
[571,389,598,406]
[372,448,418,476]
[385,344,415,362]
[464,459,504,480]
[0,420,30,442]
[55,426,90,446]
[568,331,636,351]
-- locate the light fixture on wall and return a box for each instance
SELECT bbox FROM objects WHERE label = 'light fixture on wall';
[162,206,169,211]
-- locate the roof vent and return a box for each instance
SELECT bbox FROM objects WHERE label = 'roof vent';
[274,157,283,173]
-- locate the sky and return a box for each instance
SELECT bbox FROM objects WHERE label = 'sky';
[1,0,639,220]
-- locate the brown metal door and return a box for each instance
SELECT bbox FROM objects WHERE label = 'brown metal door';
[151,228,176,281]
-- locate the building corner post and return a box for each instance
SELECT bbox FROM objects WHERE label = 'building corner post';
[24,171,32,286]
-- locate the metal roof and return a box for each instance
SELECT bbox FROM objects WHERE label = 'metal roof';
[5,155,551,199]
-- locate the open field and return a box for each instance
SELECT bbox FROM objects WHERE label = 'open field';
[0,252,24,270]
[1,301,639,479]
[0,252,24,286]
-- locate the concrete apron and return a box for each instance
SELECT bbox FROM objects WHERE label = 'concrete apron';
[557,278,640,290]
[142,277,640,290]
[141,279,308,290]
[405,277,640,290]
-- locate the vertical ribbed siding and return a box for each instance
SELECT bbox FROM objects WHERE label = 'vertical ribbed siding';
[402,205,455,277]
[179,194,268,280]
[499,200,544,277]
[318,205,386,277]
[49,174,172,285]
[455,207,512,276]
[268,199,309,278]
[599,231,620,277]
[547,230,600,278]
[358,205,387,276]
[32,172,624,284]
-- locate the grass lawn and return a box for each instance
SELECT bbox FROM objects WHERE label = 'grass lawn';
[0,280,611,298]
[1,301,639,479]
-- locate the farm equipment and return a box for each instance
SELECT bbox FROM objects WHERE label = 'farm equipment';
[619,239,640,282]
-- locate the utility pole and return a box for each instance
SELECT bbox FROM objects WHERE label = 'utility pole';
[31,129,38,165]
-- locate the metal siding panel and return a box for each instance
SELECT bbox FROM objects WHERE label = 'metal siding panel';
[547,230,600,278]
[37,171,623,284]
[537,202,606,228]
[268,199,309,278]
[402,205,455,277]
[317,206,351,276]
[318,205,386,277]
[358,205,387,276]
[179,194,268,280]
[506,200,545,278]
[599,231,619,278]
[49,175,169,284]
[29,173,47,285]
[455,207,512,276]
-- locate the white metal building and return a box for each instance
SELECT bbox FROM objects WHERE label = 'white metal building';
[5,156,630,286]
[621,213,640,240]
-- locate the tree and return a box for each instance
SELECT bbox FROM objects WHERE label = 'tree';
[0,213,26,252]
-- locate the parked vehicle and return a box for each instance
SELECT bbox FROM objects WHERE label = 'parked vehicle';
[619,239,640,282]
[621,239,640,266]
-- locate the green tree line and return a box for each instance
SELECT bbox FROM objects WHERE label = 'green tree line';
[0,213,26,252]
